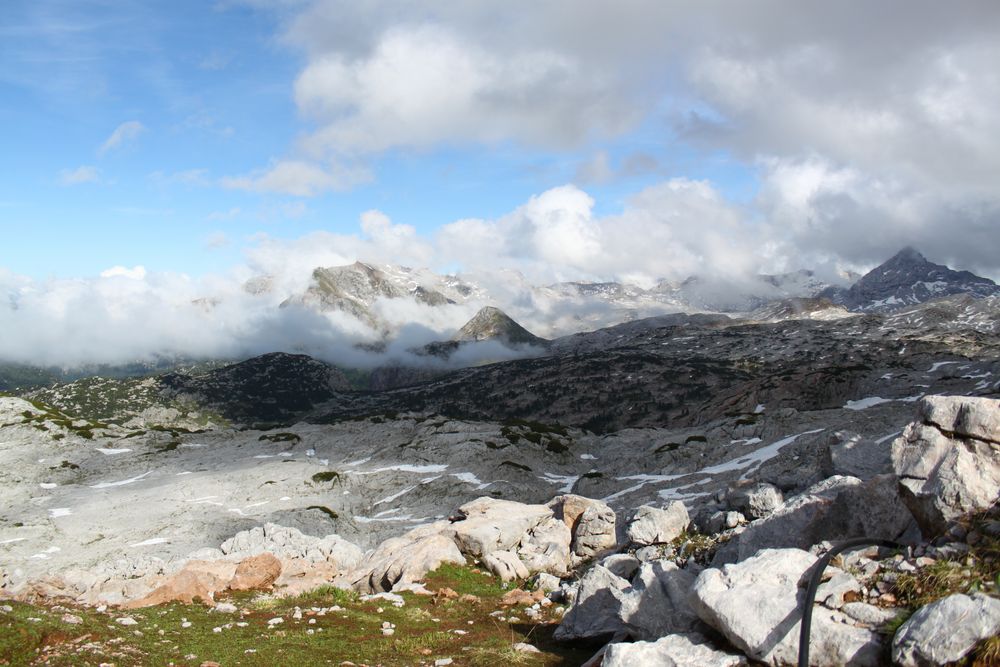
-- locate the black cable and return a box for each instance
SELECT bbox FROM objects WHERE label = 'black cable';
[798,537,903,667]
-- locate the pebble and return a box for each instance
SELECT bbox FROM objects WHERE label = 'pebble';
[181,622,192,628]
[116,617,138,626]
[214,603,238,614]
[514,642,541,653]
[62,613,83,624]
[267,617,284,626]
[434,660,454,666]
[0,605,13,613]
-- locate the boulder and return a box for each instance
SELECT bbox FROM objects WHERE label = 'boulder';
[220,523,363,568]
[690,548,882,666]
[619,560,703,639]
[726,482,784,519]
[229,553,282,592]
[892,396,1000,534]
[517,516,572,575]
[548,494,617,563]
[713,476,861,564]
[626,502,689,546]
[450,498,553,557]
[553,565,630,640]
[822,474,919,545]
[125,560,238,608]
[341,521,465,594]
[920,394,1000,441]
[482,550,529,582]
[600,553,642,581]
[821,431,893,480]
[892,593,1000,666]
[603,633,747,667]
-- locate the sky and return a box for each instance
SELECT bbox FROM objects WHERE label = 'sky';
[2,0,1000,366]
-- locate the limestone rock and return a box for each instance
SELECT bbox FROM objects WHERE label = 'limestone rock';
[920,394,1000,442]
[892,396,1000,534]
[626,502,689,546]
[714,476,862,564]
[517,516,571,575]
[554,565,631,640]
[603,633,747,667]
[892,593,1000,666]
[341,522,464,593]
[229,552,282,592]
[821,431,893,480]
[482,550,529,582]
[619,560,703,639]
[691,548,882,666]
[220,523,362,569]
[548,494,617,563]
[600,553,641,581]
[726,482,784,520]
[450,498,553,557]
[126,560,238,608]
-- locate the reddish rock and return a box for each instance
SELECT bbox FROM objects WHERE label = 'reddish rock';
[229,552,282,592]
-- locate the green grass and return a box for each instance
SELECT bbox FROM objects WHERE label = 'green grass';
[0,563,592,666]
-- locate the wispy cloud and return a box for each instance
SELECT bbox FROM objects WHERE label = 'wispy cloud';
[59,165,101,185]
[220,159,370,197]
[98,120,146,156]
[150,168,210,187]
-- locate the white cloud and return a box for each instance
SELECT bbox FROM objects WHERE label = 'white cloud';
[99,265,147,280]
[98,120,146,156]
[59,165,101,185]
[220,159,370,196]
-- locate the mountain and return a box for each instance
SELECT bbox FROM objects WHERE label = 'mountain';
[159,352,351,425]
[820,247,1000,313]
[281,262,459,328]
[454,306,546,346]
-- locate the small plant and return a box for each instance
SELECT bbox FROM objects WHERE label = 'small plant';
[311,471,341,485]
[305,505,339,520]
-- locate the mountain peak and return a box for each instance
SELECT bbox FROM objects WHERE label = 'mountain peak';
[454,307,545,346]
[886,246,928,265]
[820,247,999,312]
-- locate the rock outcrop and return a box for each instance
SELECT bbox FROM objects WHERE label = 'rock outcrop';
[690,548,883,666]
[892,592,1000,666]
[893,395,1000,534]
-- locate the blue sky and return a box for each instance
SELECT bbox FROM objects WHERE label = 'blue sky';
[0,1,759,280]
[2,0,999,284]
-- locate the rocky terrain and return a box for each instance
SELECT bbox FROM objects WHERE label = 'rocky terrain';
[2,249,999,665]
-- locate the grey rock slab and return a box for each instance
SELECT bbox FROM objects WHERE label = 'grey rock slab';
[713,476,862,564]
[626,502,690,546]
[919,395,1000,444]
[517,516,572,575]
[340,521,464,593]
[602,633,747,667]
[726,482,784,519]
[691,548,882,666]
[619,560,704,639]
[451,497,554,557]
[821,430,893,480]
[482,550,529,582]
[892,593,1000,666]
[553,565,631,640]
[892,398,1000,534]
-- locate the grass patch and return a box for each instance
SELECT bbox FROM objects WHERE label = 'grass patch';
[0,562,591,666]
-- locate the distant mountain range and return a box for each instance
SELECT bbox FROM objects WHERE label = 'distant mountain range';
[257,246,998,337]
